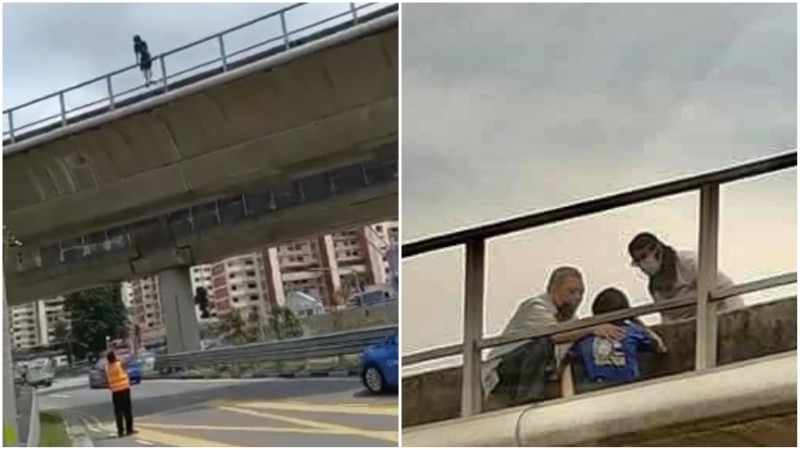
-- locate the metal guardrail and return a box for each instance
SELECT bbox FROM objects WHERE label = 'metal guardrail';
[3,2,396,145]
[402,151,797,418]
[156,325,395,372]
[11,386,38,447]
[25,391,38,448]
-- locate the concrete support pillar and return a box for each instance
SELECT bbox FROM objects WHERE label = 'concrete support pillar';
[3,281,19,446]
[160,268,200,354]
[318,236,342,307]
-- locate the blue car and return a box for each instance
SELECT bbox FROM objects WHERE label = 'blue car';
[89,357,143,389]
[361,330,398,394]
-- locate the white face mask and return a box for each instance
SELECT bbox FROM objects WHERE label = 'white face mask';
[638,253,661,276]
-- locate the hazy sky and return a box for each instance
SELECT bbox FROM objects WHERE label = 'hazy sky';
[2,2,382,131]
[402,3,797,370]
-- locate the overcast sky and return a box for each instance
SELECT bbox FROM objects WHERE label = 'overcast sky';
[402,3,796,369]
[2,2,381,130]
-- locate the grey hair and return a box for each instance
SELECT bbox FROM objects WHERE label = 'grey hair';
[546,266,583,293]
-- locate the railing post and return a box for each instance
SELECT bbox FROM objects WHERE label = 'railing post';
[280,11,290,49]
[462,239,485,417]
[160,56,169,92]
[695,183,720,370]
[7,110,15,143]
[106,76,115,109]
[58,92,67,126]
[217,35,228,71]
[350,3,359,24]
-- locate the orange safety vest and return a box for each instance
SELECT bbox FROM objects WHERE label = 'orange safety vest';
[106,361,130,392]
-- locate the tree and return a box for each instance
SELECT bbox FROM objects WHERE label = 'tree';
[278,307,304,339]
[267,307,305,340]
[219,310,248,344]
[63,284,128,361]
[51,321,72,364]
[194,287,211,319]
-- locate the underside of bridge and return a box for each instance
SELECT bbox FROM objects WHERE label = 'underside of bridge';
[3,19,398,247]
[5,146,397,304]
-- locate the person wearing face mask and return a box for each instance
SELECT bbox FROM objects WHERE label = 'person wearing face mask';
[481,266,625,406]
[627,232,744,322]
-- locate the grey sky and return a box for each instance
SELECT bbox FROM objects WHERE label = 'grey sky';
[402,3,796,366]
[3,2,381,129]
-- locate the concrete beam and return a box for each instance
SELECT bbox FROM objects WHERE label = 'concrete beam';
[5,182,396,304]
[4,26,398,244]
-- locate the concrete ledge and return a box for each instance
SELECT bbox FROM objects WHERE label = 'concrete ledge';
[402,351,796,447]
[402,298,797,427]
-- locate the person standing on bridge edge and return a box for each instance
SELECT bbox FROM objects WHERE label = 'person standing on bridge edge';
[106,350,136,438]
[133,35,153,87]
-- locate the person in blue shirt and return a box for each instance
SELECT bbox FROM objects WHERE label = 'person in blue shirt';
[561,287,667,396]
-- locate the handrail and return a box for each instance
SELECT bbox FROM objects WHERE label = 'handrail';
[402,151,797,419]
[403,152,797,257]
[402,273,797,367]
[3,2,395,144]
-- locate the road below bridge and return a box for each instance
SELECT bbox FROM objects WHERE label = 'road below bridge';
[39,377,397,447]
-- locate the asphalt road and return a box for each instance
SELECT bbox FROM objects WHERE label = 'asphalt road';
[38,377,398,447]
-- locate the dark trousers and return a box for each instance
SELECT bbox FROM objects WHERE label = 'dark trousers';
[493,338,555,405]
[111,388,134,437]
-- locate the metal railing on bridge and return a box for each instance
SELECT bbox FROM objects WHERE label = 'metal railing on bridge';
[3,2,397,146]
[156,325,395,374]
[401,151,797,418]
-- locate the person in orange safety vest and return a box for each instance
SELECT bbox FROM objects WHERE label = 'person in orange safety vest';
[106,350,135,437]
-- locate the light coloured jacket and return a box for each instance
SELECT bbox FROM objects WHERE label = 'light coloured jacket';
[481,293,567,397]
[652,251,744,322]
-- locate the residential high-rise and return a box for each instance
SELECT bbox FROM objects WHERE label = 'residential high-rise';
[121,277,166,348]
[9,297,69,350]
[261,221,399,310]
[208,253,270,325]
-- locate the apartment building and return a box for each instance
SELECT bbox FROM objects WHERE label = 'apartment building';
[9,297,69,349]
[208,253,269,324]
[121,277,166,348]
[262,221,399,309]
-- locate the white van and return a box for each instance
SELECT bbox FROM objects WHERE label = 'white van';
[24,358,55,388]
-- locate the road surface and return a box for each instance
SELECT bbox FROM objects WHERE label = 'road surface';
[38,377,398,447]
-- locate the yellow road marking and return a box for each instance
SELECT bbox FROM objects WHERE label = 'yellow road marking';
[218,405,398,443]
[220,401,398,416]
[138,422,361,435]
[134,426,233,447]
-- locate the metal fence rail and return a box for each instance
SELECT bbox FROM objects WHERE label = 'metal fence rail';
[401,151,797,418]
[3,2,397,145]
[156,325,395,372]
[25,391,38,448]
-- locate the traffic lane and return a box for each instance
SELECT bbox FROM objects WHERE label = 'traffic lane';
[134,386,398,447]
[38,378,300,447]
[38,377,283,420]
[40,378,397,446]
